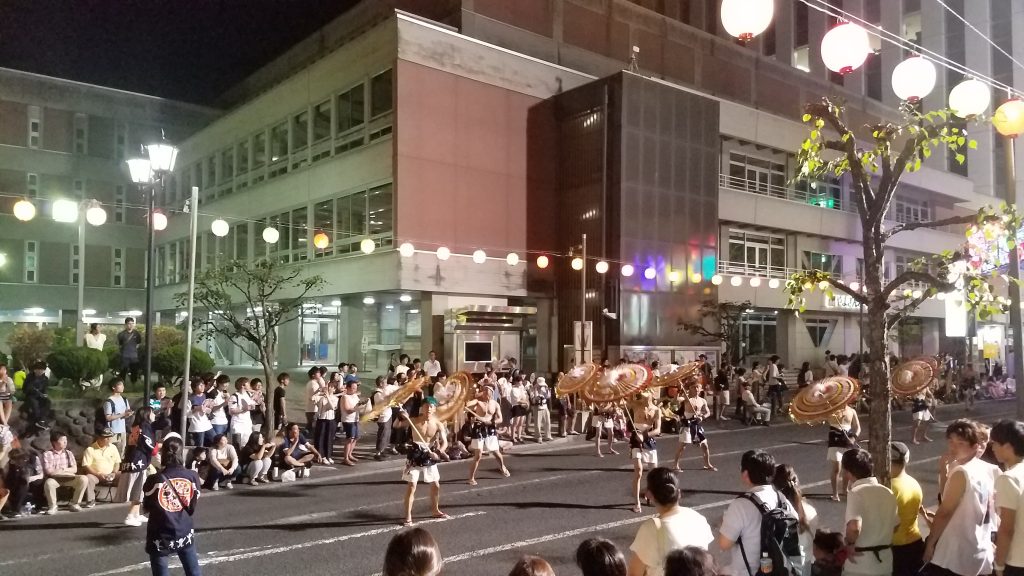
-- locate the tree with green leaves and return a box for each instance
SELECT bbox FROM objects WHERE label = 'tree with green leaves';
[681,300,752,365]
[176,258,326,435]
[789,97,1021,482]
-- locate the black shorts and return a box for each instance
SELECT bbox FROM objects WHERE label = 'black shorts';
[342,422,359,439]
[511,405,528,418]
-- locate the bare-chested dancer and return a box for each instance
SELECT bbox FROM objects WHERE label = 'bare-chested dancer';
[466,387,510,485]
[394,397,449,526]
[630,394,661,513]
[672,380,716,472]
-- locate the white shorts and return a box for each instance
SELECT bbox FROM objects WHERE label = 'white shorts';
[827,447,848,462]
[679,429,706,445]
[402,464,440,485]
[592,415,613,429]
[470,436,501,454]
[912,409,933,422]
[631,448,658,467]
[717,391,730,405]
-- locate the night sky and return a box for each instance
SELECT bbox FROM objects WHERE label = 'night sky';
[0,0,359,106]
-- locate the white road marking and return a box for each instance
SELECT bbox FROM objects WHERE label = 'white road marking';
[85,511,486,576]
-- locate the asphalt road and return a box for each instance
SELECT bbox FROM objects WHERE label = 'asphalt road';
[1,399,1017,576]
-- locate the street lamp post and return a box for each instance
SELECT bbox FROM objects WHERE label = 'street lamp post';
[127,142,178,402]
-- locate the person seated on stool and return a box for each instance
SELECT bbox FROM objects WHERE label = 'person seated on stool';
[41,431,92,513]
[740,381,771,426]
[81,428,122,504]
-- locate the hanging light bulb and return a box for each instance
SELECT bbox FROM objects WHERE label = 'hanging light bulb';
[768,278,780,289]
[730,276,743,287]
[821,23,872,75]
[711,274,723,285]
[949,79,991,118]
[595,261,609,274]
[360,238,375,254]
[892,56,936,102]
[262,227,280,244]
[399,242,415,257]
[313,232,330,250]
[436,246,451,261]
[13,199,36,221]
[211,219,229,237]
[85,201,107,226]
[472,249,487,264]
[749,277,761,287]
[536,255,549,269]
[506,252,520,266]
[571,257,584,271]
[152,211,168,231]
[720,0,774,42]
[994,99,1024,137]
[621,264,634,277]
[644,267,657,280]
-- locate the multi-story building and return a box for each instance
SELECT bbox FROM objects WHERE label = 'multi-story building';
[0,68,216,347]
[4,0,1018,377]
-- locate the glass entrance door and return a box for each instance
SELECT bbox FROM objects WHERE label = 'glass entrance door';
[301,317,338,365]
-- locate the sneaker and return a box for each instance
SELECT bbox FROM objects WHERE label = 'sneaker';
[68,504,82,512]
[374,453,386,461]
[386,447,399,455]
[124,516,142,527]
[42,507,58,515]
[247,478,257,486]
[256,475,269,484]
[223,482,233,490]
[139,515,149,523]
[83,501,96,509]
[210,483,220,491]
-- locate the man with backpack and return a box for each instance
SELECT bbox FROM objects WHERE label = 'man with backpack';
[841,448,898,576]
[719,450,801,576]
[103,378,133,456]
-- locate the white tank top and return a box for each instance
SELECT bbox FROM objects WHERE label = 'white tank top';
[931,458,996,576]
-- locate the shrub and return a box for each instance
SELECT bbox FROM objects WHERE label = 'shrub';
[8,325,54,370]
[46,346,108,384]
[152,345,214,382]
[0,350,8,367]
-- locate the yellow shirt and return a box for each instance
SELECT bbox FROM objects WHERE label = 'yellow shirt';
[890,471,923,545]
[81,442,121,476]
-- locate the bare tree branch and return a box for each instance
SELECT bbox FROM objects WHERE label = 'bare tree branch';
[883,213,979,240]
[880,270,954,302]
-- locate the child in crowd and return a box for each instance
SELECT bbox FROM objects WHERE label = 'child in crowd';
[811,530,845,576]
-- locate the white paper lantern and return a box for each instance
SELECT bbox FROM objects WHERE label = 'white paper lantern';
[360,238,376,254]
[436,246,451,261]
[506,252,520,267]
[821,23,872,75]
[711,274,723,285]
[399,242,415,257]
[13,199,36,221]
[949,79,991,118]
[262,227,280,244]
[211,219,229,237]
[994,99,1024,137]
[595,261,609,274]
[730,276,743,287]
[571,257,584,271]
[749,277,762,287]
[85,203,107,226]
[720,0,774,42]
[152,211,168,231]
[892,56,936,102]
[768,278,780,289]
[621,264,635,277]
[643,267,657,280]
[472,249,487,264]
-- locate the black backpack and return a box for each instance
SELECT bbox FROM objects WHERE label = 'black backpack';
[737,491,801,576]
[95,398,116,435]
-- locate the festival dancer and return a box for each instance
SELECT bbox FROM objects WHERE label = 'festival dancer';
[911,390,934,445]
[466,387,510,485]
[826,403,860,501]
[671,380,716,472]
[593,402,619,457]
[394,397,449,527]
[630,393,661,513]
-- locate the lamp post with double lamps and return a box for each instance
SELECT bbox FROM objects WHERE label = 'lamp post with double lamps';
[126,142,178,401]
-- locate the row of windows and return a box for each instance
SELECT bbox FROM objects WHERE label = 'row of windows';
[164,69,394,209]
[155,183,395,285]
[19,104,128,159]
[16,240,123,286]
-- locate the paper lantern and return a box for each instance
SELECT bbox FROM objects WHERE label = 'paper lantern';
[399,242,415,257]
[506,253,520,266]
[595,261,609,274]
[768,278,780,289]
[994,99,1024,137]
[690,273,702,284]
[13,199,36,221]
[892,56,936,102]
[360,238,375,254]
[730,276,743,287]
[85,203,107,226]
[949,79,991,118]
[211,219,229,237]
[313,232,330,249]
[749,277,762,287]
[669,271,682,283]
[152,211,168,231]
[644,267,657,280]
[472,249,487,264]
[720,0,774,42]
[536,255,549,269]
[262,227,280,244]
[571,257,584,271]
[821,23,872,75]
[621,264,634,277]
[849,282,860,292]
[436,246,451,261]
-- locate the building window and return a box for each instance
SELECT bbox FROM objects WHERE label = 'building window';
[893,254,928,288]
[739,313,777,357]
[801,251,843,278]
[115,122,128,161]
[337,83,365,134]
[804,318,835,347]
[73,179,85,199]
[27,106,41,149]
[237,139,250,175]
[74,114,88,155]
[293,110,309,151]
[796,176,842,209]
[726,229,786,277]
[252,132,267,175]
[727,152,786,197]
[269,122,288,164]
[234,223,248,261]
[367,183,394,248]
[370,69,393,118]
[114,185,126,223]
[892,197,930,223]
[312,100,331,142]
[221,147,234,184]
[71,244,80,285]
[313,199,335,259]
[112,247,123,287]
[193,162,203,192]
[206,156,217,189]
[24,240,37,283]
[26,173,38,199]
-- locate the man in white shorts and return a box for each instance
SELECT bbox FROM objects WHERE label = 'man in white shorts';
[673,381,717,473]
[466,387,510,485]
[827,404,861,501]
[631,394,661,512]
[395,398,449,526]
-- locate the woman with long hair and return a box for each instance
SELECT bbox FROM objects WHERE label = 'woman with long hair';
[239,431,275,484]
[122,406,157,526]
[382,527,442,576]
[773,463,817,576]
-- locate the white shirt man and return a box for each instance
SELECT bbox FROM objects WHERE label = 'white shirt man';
[844,462,898,575]
[424,352,442,378]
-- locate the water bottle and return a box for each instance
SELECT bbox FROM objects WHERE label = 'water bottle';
[759,552,773,575]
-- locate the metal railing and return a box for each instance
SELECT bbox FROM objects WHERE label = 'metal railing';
[719,174,847,212]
